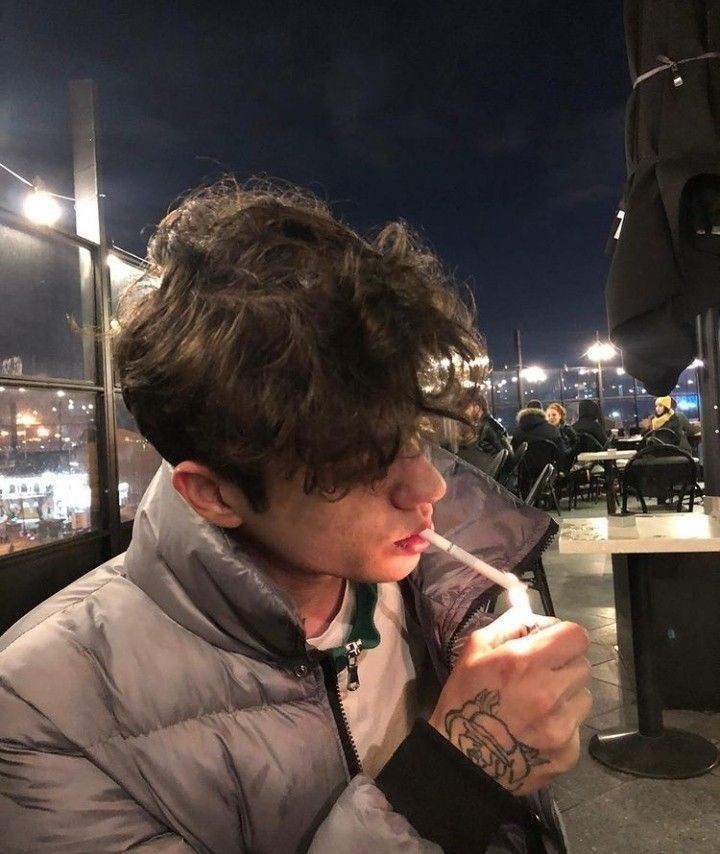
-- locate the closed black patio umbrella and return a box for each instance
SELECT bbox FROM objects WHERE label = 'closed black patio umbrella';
[606,0,720,395]
[597,0,720,782]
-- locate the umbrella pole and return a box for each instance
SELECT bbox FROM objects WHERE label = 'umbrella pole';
[697,308,720,513]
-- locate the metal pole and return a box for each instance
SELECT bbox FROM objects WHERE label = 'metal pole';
[697,308,720,511]
[69,79,121,556]
[632,376,640,432]
[597,360,605,418]
[514,328,524,408]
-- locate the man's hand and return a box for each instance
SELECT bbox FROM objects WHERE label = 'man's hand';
[429,610,591,796]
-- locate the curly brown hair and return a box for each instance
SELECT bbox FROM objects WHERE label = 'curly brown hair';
[114,179,486,510]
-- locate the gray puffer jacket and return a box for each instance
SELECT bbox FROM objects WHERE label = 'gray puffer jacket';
[0,452,563,853]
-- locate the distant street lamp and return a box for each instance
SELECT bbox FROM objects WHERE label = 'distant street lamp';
[584,336,618,418]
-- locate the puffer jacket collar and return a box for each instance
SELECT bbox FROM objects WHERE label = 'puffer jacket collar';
[123,462,307,662]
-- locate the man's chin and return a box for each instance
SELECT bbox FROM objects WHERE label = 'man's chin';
[362,554,421,584]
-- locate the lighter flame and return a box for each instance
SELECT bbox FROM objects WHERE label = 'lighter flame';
[507,582,534,625]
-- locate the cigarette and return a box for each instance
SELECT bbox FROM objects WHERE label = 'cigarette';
[420,529,540,631]
[419,529,524,591]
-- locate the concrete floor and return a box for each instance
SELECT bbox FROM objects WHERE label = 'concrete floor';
[531,500,720,854]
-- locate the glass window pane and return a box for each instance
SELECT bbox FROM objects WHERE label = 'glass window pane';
[493,406,517,430]
[0,217,96,381]
[109,253,146,313]
[0,387,100,555]
[115,393,162,522]
[603,398,639,432]
[491,369,520,410]
[673,367,699,398]
[673,394,700,420]
[520,368,561,407]
[602,367,635,398]
[561,367,599,401]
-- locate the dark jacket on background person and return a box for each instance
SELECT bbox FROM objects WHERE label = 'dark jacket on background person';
[512,408,563,452]
[674,410,700,442]
[476,413,512,456]
[0,455,565,854]
[644,412,692,453]
[572,400,608,449]
[557,424,579,471]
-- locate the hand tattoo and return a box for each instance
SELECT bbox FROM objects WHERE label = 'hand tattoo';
[444,689,548,790]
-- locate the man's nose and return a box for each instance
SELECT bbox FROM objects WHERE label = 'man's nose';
[389,453,447,511]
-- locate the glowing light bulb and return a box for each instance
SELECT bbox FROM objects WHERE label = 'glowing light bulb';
[24,190,61,226]
[585,341,617,362]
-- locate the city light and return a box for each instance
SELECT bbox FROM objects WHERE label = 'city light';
[520,366,547,383]
[585,341,617,362]
[23,190,62,226]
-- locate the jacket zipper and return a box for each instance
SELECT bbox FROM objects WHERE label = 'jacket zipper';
[320,644,363,777]
[345,640,362,690]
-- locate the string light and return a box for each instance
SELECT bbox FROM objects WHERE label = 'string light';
[0,158,75,227]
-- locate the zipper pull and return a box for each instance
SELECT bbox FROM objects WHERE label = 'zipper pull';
[345,640,362,691]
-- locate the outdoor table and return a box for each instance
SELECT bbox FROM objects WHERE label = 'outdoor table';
[614,435,643,449]
[575,449,636,514]
[560,515,720,779]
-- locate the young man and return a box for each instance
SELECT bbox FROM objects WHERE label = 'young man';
[0,183,591,853]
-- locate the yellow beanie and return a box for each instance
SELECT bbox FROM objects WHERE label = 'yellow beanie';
[655,396,672,410]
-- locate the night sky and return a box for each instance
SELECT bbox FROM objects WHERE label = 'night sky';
[1,1,629,366]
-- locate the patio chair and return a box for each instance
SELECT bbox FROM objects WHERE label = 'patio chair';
[498,442,527,493]
[621,445,698,514]
[479,461,557,618]
[455,446,509,481]
[517,463,556,616]
[568,432,606,507]
[518,440,561,513]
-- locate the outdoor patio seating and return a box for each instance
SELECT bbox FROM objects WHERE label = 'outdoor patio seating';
[620,445,698,513]
[518,439,561,511]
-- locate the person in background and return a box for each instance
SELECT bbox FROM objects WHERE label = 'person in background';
[445,387,511,473]
[646,396,691,452]
[472,391,512,457]
[670,397,700,444]
[546,402,578,471]
[512,404,563,452]
[572,399,609,449]
[526,399,543,409]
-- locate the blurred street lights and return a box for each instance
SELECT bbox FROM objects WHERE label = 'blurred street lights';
[584,336,618,418]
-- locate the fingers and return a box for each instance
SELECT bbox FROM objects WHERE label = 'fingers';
[555,655,592,705]
[507,620,589,669]
[530,615,561,632]
[530,688,592,755]
[464,608,541,655]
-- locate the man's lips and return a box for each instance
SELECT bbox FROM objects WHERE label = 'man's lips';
[393,522,433,554]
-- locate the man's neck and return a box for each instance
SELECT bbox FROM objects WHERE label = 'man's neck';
[269,565,346,639]
[232,531,346,637]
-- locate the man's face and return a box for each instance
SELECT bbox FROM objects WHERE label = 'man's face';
[224,446,447,584]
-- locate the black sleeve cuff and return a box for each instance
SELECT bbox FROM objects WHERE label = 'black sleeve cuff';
[375,719,530,853]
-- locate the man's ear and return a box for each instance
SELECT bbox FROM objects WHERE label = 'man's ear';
[171,461,244,528]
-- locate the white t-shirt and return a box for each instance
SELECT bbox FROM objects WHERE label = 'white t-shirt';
[307,581,433,778]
